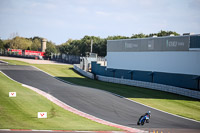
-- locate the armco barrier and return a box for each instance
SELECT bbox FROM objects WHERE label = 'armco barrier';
[73,64,94,79]
[97,75,200,99]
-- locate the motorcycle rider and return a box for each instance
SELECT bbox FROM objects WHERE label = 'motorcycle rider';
[139,111,151,123]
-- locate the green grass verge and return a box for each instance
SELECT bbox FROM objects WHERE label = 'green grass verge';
[1,59,200,121]
[1,59,30,65]
[0,72,120,130]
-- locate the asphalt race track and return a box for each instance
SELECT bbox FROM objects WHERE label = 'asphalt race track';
[1,65,200,131]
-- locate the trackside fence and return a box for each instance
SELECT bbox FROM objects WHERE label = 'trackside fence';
[51,53,80,64]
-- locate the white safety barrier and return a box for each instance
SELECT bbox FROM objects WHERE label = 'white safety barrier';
[97,75,200,99]
[73,64,94,79]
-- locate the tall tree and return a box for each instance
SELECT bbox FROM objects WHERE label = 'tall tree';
[8,36,32,50]
[149,30,179,37]
[45,41,57,58]
[31,37,41,51]
[0,39,4,49]
[107,35,129,40]
[131,33,148,38]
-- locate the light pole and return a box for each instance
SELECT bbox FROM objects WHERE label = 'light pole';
[90,40,93,53]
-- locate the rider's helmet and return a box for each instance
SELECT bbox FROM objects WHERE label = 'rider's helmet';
[147,111,151,114]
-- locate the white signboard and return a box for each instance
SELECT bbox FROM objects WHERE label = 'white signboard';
[9,92,16,97]
[38,112,47,118]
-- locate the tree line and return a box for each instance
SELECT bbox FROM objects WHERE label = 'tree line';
[0,30,179,57]
[58,30,179,56]
[0,36,57,57]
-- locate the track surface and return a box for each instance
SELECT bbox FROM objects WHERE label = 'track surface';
[1,65,200,130]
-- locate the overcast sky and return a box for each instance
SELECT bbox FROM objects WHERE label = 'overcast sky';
[0,0,200,44]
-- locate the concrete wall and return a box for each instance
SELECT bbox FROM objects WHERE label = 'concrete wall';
[74,64,200,99]
[107,51,200,75]
[73,64,94,79]
[92,62,200,90]
[97,75,200,99]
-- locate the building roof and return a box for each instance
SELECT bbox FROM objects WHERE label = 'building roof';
[107,34,200,52]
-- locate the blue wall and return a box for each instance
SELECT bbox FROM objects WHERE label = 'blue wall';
[190,36,200,48]
[153,72,198,90]
[91,62,199,91]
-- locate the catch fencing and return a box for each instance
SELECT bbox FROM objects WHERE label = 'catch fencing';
[51,53,80,64]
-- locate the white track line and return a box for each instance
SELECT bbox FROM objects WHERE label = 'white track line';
[0,60,9,64]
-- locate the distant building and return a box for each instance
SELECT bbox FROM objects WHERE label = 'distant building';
[107,34,200,75]
[92,34,200,90]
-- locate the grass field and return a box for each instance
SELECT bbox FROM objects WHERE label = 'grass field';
[1,59,200,122]
[1,59,30,65]
[0,72,120,130]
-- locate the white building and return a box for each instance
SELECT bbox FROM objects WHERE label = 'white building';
[107,34,200,76]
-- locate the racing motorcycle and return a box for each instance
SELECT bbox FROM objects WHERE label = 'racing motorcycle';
[137,114,150,125]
